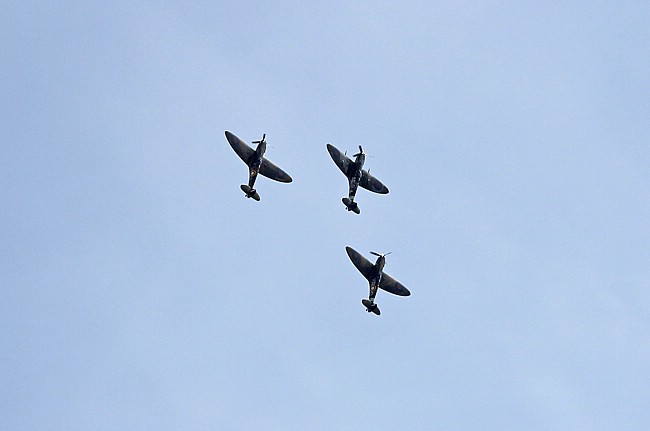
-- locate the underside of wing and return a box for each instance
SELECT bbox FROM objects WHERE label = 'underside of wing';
[379,273,410,296]
[327,144,353,177]
[345,246,374,281]
[259,158,293,183]
[360,171,389,194]
[225,131,254,164]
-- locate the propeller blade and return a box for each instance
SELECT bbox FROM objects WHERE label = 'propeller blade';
[252,133,266,144]
[370,251,391,257]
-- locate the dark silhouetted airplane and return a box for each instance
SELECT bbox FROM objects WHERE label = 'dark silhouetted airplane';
[225,131,292,200]
[345,246,410,315]
[327,144,388,214]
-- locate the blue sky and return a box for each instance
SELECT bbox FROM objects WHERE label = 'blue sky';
[2,1,650,429]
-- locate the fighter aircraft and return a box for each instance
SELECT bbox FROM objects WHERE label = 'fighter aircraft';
[326,144,389,214]
[345,246,410,315]
[225,131,292,200]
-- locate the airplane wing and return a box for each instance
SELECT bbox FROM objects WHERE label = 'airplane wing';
[360,170,389,194]
[225,131,254,164]
[259,158,293,183]
[345,246,374,281]
[379,273,410,296]
[327,144,353,177]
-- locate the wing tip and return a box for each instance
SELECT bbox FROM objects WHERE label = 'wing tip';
[224,130,238,145]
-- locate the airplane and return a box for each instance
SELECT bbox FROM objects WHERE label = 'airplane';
[345,246,410,315]
[326,143,388,214]
[225,131,292,200]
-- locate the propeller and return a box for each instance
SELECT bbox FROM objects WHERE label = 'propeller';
[252,133,266,144]
[353,145,364,157]
[370,251,391,257]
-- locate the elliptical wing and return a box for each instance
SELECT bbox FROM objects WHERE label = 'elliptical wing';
[345,246,374,281]
[379,273,410,296]
[360,170,389,194]
[327,144,353,177]
[225,131,254,164]
[259,158,293,183]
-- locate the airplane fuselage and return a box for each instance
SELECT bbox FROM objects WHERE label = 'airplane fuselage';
[247,141,266,189]
[346,153,365,200]
[368,254,385,303]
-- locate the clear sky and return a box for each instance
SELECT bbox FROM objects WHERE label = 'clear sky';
[2,1,650,430]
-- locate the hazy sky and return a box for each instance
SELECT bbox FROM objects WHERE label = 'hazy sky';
[2,1,650,429]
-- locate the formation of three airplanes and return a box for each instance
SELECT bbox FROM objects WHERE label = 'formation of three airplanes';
[226,130,410,316]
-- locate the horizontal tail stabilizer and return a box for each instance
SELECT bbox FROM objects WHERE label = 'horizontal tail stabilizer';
[240,184,260,201]
[342,197,360,214]
[361,299,380,315]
